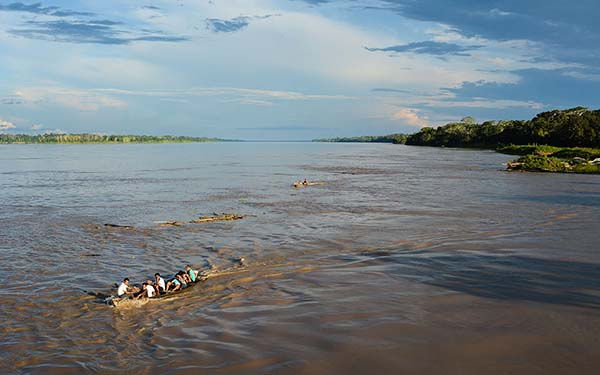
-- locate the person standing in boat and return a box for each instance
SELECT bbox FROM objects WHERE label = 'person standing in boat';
[155,273,166,293]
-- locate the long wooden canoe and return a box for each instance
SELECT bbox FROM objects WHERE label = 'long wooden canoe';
[110,275,207,307]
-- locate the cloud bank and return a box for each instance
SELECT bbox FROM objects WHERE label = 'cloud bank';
[0,119,16,129]
[366,41,483,56]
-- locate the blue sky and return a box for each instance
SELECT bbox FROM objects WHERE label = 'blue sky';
[0,0,598,139]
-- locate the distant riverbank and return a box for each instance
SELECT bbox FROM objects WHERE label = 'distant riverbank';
[0,133,234,144]
[313,107,600,174]
[313,134,407,144]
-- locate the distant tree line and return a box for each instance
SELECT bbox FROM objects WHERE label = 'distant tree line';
[0,133,225,144]
[313,107,599,149]
[406,107,600,148]
[313,133,408,144]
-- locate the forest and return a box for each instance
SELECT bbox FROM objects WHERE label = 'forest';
[405,107,599,148]
[313,133,407,144]
[0,133,223,144]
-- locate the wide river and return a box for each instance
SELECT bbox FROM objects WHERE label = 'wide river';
[1,142,599,374]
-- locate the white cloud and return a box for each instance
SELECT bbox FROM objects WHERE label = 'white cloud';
[244,11,497,87]
[391,108,429,127]
[420,98,544,110]
[562,70,600,82]
[211,87,354,100]
[489,8,513,16]
[31,124,43,130]
[15,87,127,111]
[363,92,543,130]
[223,98,274,106]
[158,98,191,104]
[94,86,354,102]
[0,119,16,129]
[126,5,511,90]
[372,89,544,110]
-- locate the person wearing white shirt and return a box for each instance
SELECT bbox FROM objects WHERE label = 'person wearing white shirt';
[136,281,157,299]
[155,273,166,293]
[146,282,156,298]
[117,278,134,296]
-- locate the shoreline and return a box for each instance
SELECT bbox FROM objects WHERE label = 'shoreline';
[498,145,600,174]
[0,134,237,145]
[0,140,231,145]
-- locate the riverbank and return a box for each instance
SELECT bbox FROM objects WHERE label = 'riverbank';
[498,145,600,173]
[0,133,231,144]
[313,133,407,144]
[313,107,600,174]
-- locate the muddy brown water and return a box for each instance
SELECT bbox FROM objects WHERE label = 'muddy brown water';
[1,142,599,374]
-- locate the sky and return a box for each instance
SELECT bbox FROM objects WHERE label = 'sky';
[0,0,599,140]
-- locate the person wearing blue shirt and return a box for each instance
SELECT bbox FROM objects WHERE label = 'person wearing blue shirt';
[185,265,199,282]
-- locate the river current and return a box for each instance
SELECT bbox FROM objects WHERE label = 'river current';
[1,142,599,374]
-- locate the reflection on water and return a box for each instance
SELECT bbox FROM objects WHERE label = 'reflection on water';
[1,142,599,374]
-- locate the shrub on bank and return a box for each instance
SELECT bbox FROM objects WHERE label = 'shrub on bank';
[508,151,600,174]
[515,155,568,172]
[497,144,562,156]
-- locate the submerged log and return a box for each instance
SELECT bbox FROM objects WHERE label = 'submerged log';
[190,213,245,223]
[158,221,186,227]
[104,223,135,229]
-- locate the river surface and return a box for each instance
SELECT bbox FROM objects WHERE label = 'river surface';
[1,142,599,374]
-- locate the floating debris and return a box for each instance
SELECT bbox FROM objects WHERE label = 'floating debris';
[234,256,246,267]
[293,180,326,188]
[104,223,135,229]
[506,161,522,171]
[157,221,186,227]
[190,213,245,223]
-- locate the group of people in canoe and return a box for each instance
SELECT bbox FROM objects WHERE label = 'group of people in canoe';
[293,179,324,188]
[117,265,201,299]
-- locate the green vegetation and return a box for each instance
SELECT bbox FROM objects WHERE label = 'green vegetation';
[504,145,600,173]
[496,144,563,156]
[510,155,568,173]
[315,107,600,150]
[315,107,600,174]
[313,133,407,144]
[0,133,226,144]
[406,107,600,148]
[497,144,600,159]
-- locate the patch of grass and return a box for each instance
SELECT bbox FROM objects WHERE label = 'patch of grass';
[572,163,600,174]
[498,144,600,159]
[551,148,600,160]
[515,155,569,172]
[501,144,600,174]
[497,144,562,156]
[507,150,600,174]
